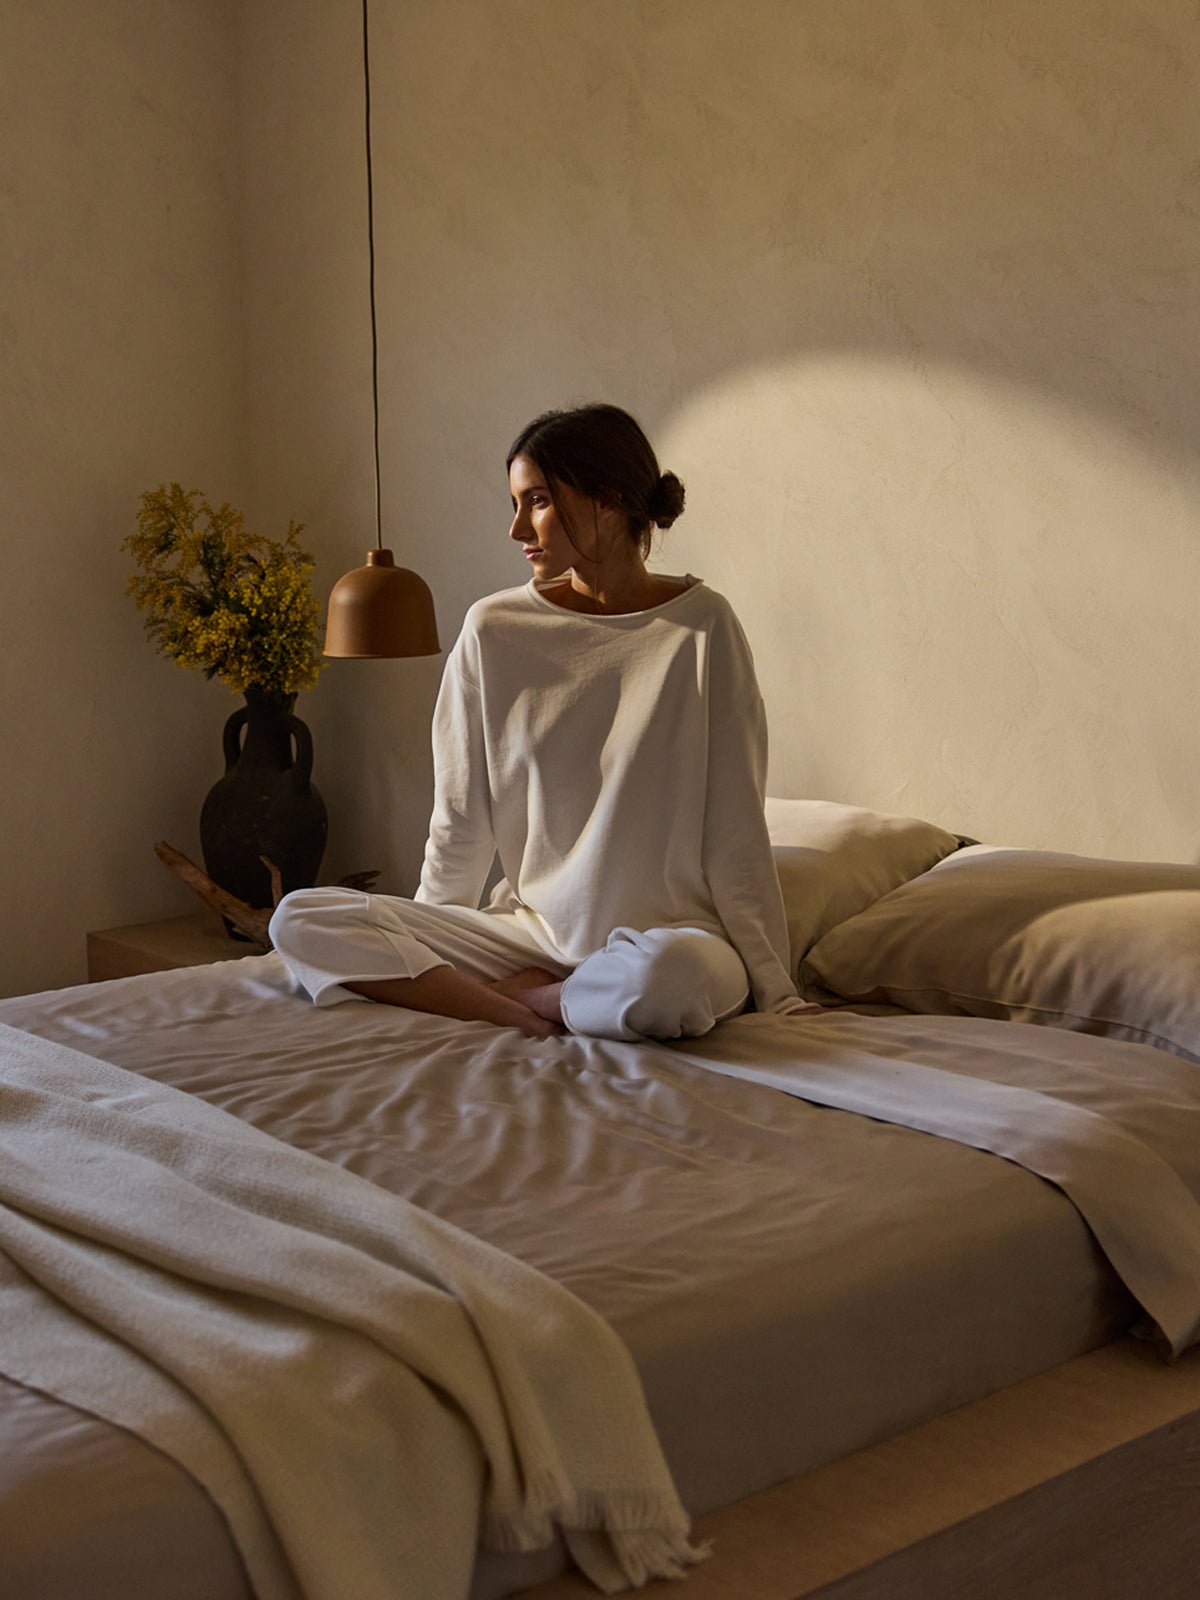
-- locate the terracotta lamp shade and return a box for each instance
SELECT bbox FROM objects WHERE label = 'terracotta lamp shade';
[324,548,440,659]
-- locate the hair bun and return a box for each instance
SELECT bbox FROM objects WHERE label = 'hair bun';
[648,470,685,529]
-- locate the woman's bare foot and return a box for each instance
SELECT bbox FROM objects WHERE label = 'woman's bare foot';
[347,967,562,1039]
[512,1009,564,1040]
[489,967,566,1025]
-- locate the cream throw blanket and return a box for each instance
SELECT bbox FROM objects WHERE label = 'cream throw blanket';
[0,1023,705,1600]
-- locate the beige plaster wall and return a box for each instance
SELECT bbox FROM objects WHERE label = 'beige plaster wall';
[1,0,1192,992]
[0,0,245,996]
[241,0,1199,893]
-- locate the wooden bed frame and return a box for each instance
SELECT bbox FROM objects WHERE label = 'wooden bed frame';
[527,1336,1200,1600]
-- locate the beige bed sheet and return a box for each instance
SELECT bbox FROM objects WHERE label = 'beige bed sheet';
[0,956,1135,1600]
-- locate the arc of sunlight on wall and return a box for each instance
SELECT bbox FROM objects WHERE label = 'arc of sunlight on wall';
[656,353,1200,865]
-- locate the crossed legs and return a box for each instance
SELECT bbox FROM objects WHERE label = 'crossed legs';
[346,965,563,1040]
[270,888,750,1043]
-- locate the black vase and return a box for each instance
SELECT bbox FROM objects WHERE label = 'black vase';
[200,688,327,933]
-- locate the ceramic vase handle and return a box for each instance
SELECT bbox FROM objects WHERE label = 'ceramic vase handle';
[288,714,314,790]
[221,706,251,773]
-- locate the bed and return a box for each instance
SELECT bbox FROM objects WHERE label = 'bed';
[2,797,1198,1600]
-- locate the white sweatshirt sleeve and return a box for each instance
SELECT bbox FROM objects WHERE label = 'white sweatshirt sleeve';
[701,610,804,1015]
[416,642,497,909]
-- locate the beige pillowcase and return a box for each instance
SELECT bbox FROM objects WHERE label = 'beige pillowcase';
[765,797,962,987]
[805,844,1200,1063]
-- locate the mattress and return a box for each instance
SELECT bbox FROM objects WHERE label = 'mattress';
[0,954,1135,1600]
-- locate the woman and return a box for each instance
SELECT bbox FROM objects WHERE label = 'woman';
[271,404,807,1040]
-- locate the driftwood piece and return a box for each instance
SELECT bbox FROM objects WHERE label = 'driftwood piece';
[153,842,273,946]
[153,843,384,948]
[264,856,283,911]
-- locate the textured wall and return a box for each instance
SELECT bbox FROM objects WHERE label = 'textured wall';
[649,3,1200,858]
[242,0,1199,883]
[0,0,244,995]
[3,0,1193,996]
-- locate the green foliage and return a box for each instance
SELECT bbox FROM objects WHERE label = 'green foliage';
[123,484,324,696]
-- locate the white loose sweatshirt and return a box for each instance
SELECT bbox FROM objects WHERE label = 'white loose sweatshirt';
[416,575,801,1015]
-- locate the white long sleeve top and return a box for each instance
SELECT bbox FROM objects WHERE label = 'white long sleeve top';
[416,575,801,1015]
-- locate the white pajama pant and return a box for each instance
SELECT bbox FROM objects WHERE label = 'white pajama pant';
[269,887,750,1042]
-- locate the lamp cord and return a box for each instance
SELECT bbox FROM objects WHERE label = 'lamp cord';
[362,0,382,550]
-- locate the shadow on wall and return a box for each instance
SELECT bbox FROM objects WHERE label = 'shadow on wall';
[380,0,1200,461]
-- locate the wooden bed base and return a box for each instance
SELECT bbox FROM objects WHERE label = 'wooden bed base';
[527,1337,1200,1600]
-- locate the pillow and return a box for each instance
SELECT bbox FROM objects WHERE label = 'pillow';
[765,797,963,985]
[804,844,1200,1063]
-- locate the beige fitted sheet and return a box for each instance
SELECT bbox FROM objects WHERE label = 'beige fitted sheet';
[0,956,1134,1600]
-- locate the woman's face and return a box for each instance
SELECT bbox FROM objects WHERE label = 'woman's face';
[508,454,608,578]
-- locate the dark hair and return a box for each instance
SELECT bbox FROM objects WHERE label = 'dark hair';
[506,403,685,556]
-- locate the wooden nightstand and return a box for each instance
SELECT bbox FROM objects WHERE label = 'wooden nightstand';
[86,912,267,982]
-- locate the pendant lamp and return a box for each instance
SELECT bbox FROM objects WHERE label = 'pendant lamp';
[324,0,440,660]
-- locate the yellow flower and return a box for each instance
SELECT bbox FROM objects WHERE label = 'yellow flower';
[123,485,323,696]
